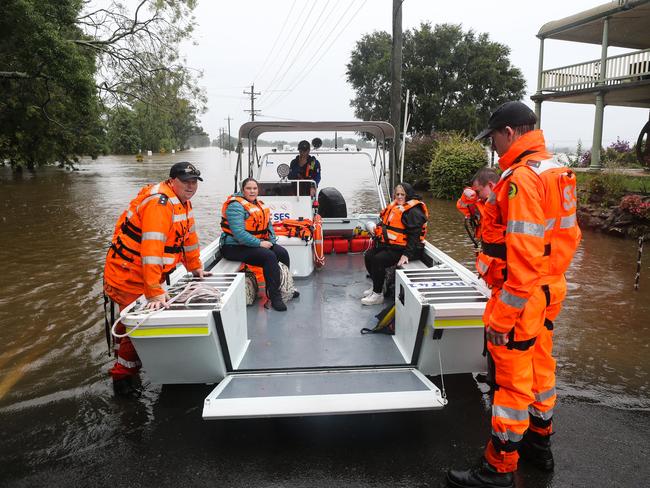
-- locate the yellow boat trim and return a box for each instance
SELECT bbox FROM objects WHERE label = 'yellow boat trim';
[127,327,210,337]
[434,318,484,328]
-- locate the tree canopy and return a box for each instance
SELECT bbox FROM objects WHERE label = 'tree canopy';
[0,0,204,169]
[346,23,526,136]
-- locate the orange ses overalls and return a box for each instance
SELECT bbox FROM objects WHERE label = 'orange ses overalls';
[482,130,581,473]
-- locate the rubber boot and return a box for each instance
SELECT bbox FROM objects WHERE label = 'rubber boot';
[269,292,287,311]
[112,376,141,398]
[447,458,514,488]
[519,430,554,471]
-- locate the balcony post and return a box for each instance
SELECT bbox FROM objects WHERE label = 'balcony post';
[535,38,545,128]
[598,17,609,84]
[590,93,605,170]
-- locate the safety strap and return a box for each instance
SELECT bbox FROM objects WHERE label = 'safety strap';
[506,329,537,351]
[482,242,507,260]
[102,292,114,356]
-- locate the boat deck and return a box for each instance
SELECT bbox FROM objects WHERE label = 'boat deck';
[237,253,407,370]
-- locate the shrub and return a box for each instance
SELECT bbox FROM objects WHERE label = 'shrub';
[428,133,488,200]
[619,194,650,220]
[587,172,626,205]
[403,135,437,190]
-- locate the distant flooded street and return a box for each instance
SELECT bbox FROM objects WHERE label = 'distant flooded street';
[0,147,648,486]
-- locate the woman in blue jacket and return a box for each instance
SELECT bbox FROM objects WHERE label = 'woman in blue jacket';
[220,178,291,311]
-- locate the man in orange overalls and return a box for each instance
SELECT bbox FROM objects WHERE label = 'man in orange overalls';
[104,162,210,396]
[447,102,581,488]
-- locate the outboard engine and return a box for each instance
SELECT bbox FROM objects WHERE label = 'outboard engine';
[317,187,347,218]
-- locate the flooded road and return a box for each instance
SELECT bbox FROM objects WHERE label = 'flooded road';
[0,147,648,487]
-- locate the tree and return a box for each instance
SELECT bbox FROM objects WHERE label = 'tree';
[347,23,526,136]
[0,0,104,169]
[0,0,201,169]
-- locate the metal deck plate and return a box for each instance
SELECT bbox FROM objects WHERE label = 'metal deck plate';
[203,368,444,419]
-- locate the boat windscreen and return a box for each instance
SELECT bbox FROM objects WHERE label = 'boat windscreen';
[258,181,312,197]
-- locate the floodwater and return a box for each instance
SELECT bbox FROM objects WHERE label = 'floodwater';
[0,147,648,487]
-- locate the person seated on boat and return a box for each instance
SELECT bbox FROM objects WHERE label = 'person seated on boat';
[220,177,292,311]
[104,161,210,396]
[288,140,321,197]
[362,182,429,306]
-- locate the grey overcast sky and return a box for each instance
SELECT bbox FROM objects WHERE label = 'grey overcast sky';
[181,0,649,149]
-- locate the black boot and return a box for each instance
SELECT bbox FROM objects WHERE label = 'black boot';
[270,294,287,311]
[447,458,513,488]
[519,430,554,471]
[112,376,141,398]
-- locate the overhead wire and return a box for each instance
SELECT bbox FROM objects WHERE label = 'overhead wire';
[263,0,368,112]
[252,0,298,84]
[260,0,358,110]
[260,0,317,96]
[257,0,335,103]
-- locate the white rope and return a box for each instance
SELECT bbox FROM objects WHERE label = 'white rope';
[436,339,448,405]
[111,282,222,338]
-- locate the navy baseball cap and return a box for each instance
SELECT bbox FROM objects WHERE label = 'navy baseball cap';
[475,101,537,141]
[169,162,203,181]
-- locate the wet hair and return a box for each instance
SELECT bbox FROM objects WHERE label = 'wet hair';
[395,182,419,200]
[472,167,499,186]
[241,177,258,189]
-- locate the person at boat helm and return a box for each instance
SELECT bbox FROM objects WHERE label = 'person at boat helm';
[287,140,321,197]
[456,167,500,243]
[446,101,581,488]
[220,177,293,311]
[362,182,428,306]
[104,161,211,397]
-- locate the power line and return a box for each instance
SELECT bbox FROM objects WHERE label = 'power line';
[253,0,298,84]
[261,0,358,109]
[264,0,367,111]
[258,0,335,101]
[261,0,318,94]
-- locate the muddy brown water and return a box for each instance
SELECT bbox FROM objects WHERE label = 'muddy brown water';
[0,147,648,479]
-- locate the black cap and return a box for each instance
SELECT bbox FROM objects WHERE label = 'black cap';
[298,140,310,152]
[169,161,203,181]
[475,101,537,140]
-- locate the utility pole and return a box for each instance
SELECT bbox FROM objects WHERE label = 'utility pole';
[243,84,261,121]
[389,0,403,190]
[224,116,233,152]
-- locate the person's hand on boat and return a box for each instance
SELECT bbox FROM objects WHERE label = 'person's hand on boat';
[260,240,273,249]
[486,326,509,346]
[145,293,170,311]
[397,255,409,267]
[191,268,212,279]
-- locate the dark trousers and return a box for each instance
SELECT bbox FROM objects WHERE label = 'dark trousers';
[222,244,290,298]
[364,246,402,293]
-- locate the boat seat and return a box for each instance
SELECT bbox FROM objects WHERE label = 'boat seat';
[212,258,242,273]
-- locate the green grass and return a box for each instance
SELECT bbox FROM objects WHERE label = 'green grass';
[576,172,650,194]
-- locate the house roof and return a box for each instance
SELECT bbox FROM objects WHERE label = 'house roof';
[538,0,650,49]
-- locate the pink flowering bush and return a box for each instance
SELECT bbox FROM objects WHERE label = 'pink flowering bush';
[619,194,650,220]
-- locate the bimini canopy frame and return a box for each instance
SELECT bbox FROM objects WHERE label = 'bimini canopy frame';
[233,121,396,199]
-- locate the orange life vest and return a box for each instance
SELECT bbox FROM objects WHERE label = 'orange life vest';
[272,218,313,241]
[501,158,582,278]
[476,191,507,288]
[486,130,581,336]
[220,195,271,240]
[374,199,429,247]
[104,181,201,298]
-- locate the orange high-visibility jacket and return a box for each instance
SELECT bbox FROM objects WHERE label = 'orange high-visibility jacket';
[456,187,482,219]
[220,195,271,239]
[476,191,508,288]
[375,199,429,247]
[487,130,581,336]
[105,181,202,298]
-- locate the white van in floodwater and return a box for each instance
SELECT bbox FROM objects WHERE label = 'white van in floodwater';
[120,121,488,420]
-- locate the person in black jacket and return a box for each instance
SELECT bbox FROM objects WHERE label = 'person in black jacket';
[288,140,321,196]
[362,182,428,305]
